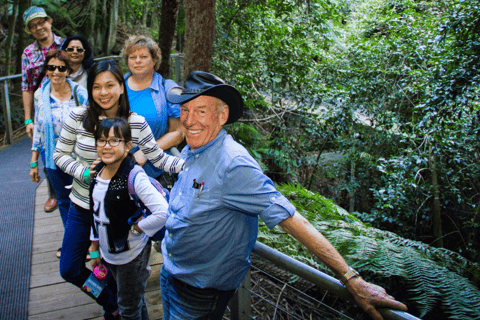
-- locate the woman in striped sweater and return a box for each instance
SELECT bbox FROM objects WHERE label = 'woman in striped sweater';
[54,59,184,320]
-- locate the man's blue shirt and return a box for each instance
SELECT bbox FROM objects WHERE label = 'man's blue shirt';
[162,129,295,290]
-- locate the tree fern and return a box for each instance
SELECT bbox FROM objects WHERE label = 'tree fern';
[257,183,480,319]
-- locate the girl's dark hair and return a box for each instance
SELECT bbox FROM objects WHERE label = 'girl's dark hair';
[61,35,94,73]
[83,60,131,134]
[95,117,132,143]
[34,49,71,92]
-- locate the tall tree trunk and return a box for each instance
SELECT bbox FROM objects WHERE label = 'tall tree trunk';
[120,0,126,24]
[101,0,108,54]
[183,0,216,78]
[430,148,444,248]
[104,0,119,55]
[349,161,356,213]
[158,0,179,78]
[87,0,97,51]
[142,0,149,27]
[4,0,19,76]
[15,0,31,76]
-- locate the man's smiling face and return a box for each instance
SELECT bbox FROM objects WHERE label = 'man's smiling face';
[180,95,229,150]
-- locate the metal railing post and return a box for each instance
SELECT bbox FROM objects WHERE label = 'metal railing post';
[2,81,13,145]
[229,269,251,320]
[175,54,182,84]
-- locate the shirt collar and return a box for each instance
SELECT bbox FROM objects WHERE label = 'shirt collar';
[184,129,227,158]
[123,71,160,91]
[33,33,63,50]
[149,72,162,91]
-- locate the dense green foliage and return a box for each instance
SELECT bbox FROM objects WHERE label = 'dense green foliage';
[215,0,479,264]
[215,0,479,317]
[259,184,480,319]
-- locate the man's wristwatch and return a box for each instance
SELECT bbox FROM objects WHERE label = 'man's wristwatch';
[130,224,141,236]
[339,267,360,285]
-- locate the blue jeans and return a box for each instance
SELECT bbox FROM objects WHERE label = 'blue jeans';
[160,267,236,320]
[60,203,118,316]
[40,147,56,198]
[44,166,72,227]
[104,241,152,320]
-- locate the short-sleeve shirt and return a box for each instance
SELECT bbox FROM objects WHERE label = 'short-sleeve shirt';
[125,72,181,178]
[162,129,296,291]
[21,34,64,91]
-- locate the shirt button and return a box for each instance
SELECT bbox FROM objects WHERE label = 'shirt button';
[272,197,276,201]
[179,192,182,196]
[185,168,189,172]
[169,233,173,237]
[169,253,172,257]
[195,154,199,158]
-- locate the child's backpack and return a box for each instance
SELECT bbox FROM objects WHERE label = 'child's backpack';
[127,165,169,242]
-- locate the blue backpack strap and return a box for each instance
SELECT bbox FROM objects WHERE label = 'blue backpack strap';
[126,165,170,241]
[127,165,145,225]
[127,165,143,200]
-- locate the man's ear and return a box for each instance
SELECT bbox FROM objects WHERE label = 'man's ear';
[219,105,229,126]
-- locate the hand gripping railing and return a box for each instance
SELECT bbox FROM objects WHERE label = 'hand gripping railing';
[229,242,420,320]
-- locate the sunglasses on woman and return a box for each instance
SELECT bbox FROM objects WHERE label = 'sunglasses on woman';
[46,65,68,72]
[65,48,85,53]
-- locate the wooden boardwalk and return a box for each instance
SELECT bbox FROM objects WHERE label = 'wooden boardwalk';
[29,180,164,319]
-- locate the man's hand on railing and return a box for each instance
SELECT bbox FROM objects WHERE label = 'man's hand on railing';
[345,276,408,320]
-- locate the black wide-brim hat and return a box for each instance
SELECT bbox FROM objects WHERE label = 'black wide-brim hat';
[166,71,244,124]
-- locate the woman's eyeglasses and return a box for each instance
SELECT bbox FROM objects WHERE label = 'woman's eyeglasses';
[66,48,85,53]
[46,65,68,72]
[96,139,125,147]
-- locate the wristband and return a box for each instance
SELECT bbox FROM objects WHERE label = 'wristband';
[25,119,33,125]
[30,161,38,168]
[89,251,100,259]
[83,168,91,184]
[339,267,360,285]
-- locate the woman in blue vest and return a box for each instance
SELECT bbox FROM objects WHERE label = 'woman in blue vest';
[121,35,184,182]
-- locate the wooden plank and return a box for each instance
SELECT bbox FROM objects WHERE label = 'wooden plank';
[32,250,61,265]
[28,302,103,320]
[32,240,63,255]
[32,230,64,244]
[29,284,97,315]
[33,216,62,227]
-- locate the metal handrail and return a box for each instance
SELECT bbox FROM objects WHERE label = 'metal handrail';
[231,242,420,320]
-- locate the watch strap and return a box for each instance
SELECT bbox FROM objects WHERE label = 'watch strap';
[340,267,360,285]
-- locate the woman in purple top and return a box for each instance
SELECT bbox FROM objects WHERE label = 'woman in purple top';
[122,35,184,179]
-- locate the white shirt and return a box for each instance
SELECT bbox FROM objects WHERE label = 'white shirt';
[91,167,168,265]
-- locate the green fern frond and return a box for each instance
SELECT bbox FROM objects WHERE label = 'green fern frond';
[257,183,480,319]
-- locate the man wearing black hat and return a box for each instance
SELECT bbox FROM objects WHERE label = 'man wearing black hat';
[161,71,408,320]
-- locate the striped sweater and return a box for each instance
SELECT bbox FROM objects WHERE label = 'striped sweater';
[54,106,184,209]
